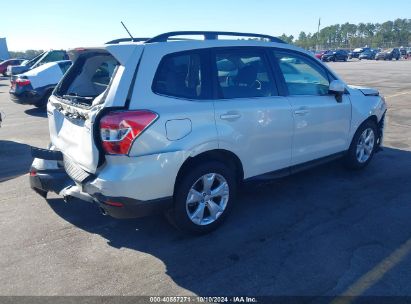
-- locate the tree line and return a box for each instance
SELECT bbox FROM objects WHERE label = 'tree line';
[9,50,44,60]
[279,18,411,50]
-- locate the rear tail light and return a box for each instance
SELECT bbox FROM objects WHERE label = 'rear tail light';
[16,78,31,86]
[99,110,158,155]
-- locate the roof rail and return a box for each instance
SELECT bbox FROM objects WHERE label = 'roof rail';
[145,31,286,44]
[105,37,151,44]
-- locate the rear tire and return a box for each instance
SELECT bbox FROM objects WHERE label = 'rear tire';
[167,161,237,234]
[344,120,378,170]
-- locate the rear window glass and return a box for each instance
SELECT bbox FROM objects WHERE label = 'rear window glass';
[152,53,203,99]
[55,53,119,106]
[58,61,72,74]
[42,51,68,64]
[26,52,45,68]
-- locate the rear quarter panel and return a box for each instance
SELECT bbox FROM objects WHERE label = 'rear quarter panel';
[126,43,219,189]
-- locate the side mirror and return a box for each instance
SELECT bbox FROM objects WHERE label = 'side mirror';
[329,80,345,94]
[329,80,345,103]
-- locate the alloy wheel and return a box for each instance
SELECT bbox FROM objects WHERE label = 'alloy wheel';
[356,127,375,163]
[185,173,229,226]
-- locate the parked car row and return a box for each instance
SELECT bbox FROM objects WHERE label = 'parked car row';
[10,60,72,108]
[7,50,69,75]
[350,47,403,61]
[0,50,71,107]
[312,47,409,62]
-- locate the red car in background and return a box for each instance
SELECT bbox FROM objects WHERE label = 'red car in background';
[0,59,25,76]
[314,50,328,59]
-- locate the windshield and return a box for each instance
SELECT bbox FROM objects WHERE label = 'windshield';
[25,52,46,68]
[54,52,119,106]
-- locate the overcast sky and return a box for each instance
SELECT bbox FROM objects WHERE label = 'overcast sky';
[2,0,411,51]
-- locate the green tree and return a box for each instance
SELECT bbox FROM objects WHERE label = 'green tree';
[281,19,411,50]
[279,34,294,44]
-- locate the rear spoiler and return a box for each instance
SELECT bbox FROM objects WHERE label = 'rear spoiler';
[67,48,107,62]
[67,45,143,66]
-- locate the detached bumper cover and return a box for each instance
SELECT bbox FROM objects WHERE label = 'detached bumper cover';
[30,147,72,195]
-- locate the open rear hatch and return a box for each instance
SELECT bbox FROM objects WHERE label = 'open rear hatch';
[47,44,144,174]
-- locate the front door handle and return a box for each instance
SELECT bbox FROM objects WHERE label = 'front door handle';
[220,112,241,121]
[294,109,309,116]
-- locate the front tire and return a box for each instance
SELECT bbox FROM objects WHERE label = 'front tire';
[344,120,378,170]
[167,161,237,234]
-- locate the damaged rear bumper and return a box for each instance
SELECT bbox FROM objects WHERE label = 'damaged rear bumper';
[30,147,95,203]
[29,147,172,219]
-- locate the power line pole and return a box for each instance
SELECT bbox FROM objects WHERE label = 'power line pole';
[317,18,321,51]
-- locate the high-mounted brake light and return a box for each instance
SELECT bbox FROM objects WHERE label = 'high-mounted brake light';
[99,110,158,155]
[15,78,31,86]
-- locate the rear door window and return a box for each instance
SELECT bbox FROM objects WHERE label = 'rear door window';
[213,49,277,99]
[55,53,119,106]
[152,52,205,99]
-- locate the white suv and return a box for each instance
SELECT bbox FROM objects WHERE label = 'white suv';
[30,31,387,234]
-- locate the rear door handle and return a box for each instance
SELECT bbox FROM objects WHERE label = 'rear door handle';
[220,112,241,121]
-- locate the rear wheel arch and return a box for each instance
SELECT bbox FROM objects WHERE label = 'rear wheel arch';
[174,149,244,195]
